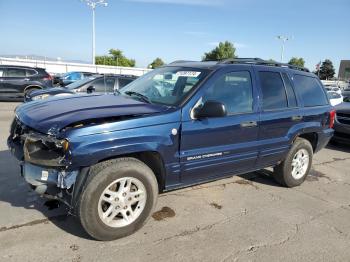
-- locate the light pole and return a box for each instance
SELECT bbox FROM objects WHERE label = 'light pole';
[276,35,291,63]
[81,0,108,65]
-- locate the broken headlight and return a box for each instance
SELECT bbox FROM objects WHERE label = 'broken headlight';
[23,133,70,167]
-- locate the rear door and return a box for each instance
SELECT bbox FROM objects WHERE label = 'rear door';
[1,67,27,98]
[254,67,301,167]
[180,66,260,183]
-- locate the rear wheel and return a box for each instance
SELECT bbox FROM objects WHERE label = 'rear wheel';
[24,87,40,99]
[78,158,158,241]
[273,138,313,187]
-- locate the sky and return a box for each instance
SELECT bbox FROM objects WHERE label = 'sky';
[0,0,349,72]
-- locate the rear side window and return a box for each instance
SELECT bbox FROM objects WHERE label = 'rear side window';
[26,69,37,77]
[119,78,134,89]
[293,75,328,107]
[259,72,288,110]
[282,73,297,107]
[6,68,26,77]
[0,68,4,77]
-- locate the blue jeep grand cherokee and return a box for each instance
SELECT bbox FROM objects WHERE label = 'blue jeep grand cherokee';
[8,58,335,240]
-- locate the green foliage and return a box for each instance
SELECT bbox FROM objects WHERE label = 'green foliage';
[202,41,237,61]
[149,58,165,69]
[95,49,136,67]
[317,59,335,80]
[288,57,305,67]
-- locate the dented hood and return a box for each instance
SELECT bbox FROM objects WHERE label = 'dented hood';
[16,94,168,135]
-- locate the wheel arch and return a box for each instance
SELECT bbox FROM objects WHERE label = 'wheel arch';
[294,132,318,152]
[24,85,43,93]
[96,151,167,193]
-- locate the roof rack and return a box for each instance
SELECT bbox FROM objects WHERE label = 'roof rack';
[219,58,310,72]
[169,60,197,64]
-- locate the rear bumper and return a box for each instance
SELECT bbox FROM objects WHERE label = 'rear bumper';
[315,128,334,153]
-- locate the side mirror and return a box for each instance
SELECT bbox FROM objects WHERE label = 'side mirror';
[87,86,95,94]
[193,100,227,119]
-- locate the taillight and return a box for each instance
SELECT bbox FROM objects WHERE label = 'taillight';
[329,110,336,128]
[43,75,53,81]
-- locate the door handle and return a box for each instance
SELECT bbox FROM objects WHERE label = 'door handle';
[24,78,30,81]
[240,121,257,128]
[292,115,303,121]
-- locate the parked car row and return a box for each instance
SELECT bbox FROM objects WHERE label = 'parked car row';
[26,74,137,102]
[0,65,138,101]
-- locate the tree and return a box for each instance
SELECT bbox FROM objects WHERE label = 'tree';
[315,59,335,80]
[288,57,305,67]
[95,49,136,67]
[149,58,165,69]
[202,41,237,61]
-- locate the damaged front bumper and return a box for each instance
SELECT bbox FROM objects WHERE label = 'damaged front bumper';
[8,117,85,210]
[22,163,78,195]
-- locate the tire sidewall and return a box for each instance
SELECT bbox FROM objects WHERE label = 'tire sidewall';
[282,139,313,187]
[79,159,158,241]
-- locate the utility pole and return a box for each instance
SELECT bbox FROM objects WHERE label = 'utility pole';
[81,0,108,65]
[276,35,291,63]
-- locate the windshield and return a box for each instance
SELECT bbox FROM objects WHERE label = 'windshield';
[66,77,96,90]
[120,66,210,106]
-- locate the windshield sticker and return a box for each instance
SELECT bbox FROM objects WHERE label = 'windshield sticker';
[176,71,201,78]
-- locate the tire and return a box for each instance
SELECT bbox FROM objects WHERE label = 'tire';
[78,158,158,241]
[24,87,40,99]
[273,138,313,187]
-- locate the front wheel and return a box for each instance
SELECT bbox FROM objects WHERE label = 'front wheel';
[78,158,158,241]
[273,138,313,187]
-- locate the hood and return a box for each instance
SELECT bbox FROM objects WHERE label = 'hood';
[16,94,168,135]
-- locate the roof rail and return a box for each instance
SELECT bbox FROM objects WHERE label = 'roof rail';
[219,58,310,72]
[169,60,197,64]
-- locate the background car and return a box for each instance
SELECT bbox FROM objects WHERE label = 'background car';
[56,71,95,86]
[324,85,342,95]
[327,91,343,106]
[333,97,350,144]
[26,74,137,101]
[342,87,350,98]
[0,65,53,100]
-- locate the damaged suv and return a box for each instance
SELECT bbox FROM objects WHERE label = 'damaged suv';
[8,59,334,241]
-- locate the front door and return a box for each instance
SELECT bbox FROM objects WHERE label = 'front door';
[180,68,260,184]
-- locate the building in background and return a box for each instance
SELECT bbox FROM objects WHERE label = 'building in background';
[339,60,350,80]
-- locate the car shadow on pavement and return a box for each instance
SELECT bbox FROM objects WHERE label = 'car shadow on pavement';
[326,141,350,153]
[0,150,92,240]
[239,169,282,187]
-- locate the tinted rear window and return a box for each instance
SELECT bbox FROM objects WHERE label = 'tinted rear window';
[119,78,134,88]
[259,72,288,110]
[293,75,328,107]
[282,73,297,107]
[26,69,37,76]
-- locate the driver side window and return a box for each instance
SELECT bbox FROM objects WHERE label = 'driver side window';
[201,71,253,114]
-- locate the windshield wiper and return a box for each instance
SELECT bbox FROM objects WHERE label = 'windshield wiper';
[124,91,152,104]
